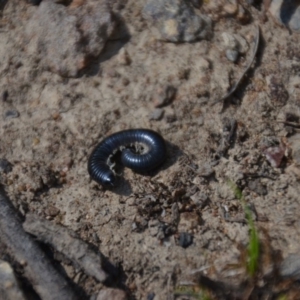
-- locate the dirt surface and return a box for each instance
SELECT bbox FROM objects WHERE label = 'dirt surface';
[1,0,300,299]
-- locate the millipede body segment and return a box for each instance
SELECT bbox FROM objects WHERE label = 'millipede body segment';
[88,129,167,186]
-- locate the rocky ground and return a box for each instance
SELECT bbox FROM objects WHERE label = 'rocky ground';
[1,0,300,299]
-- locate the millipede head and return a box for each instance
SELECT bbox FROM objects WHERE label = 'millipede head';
[101,172,116,187]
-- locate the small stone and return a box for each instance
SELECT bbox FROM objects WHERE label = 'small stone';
[149,108,164,121]
[52,111,61,120]
[156,227,166,240]
[45,205,60,217]
[117,48,131,66]
[234,34,249,54]
[148,219,161,236]
[97,288,127,300]
[226,49,239,62]
[32,138,40,146]
[18,184,27,192]
[263,146,285,168]
[153,85,176,108]
[178,232,193,248]
[221,32,249,56]
[73,272,82,284]
[222,32,239,50]
[4,109,19,119]
[0,159,13,174]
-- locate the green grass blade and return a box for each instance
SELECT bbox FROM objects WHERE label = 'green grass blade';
[228,180,260,277]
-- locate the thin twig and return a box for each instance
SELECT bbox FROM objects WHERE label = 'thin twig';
[0,187,79,300]
[23,213,108,283]
[211,25,260,107]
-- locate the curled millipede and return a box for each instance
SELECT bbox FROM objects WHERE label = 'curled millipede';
[88,129,167,186]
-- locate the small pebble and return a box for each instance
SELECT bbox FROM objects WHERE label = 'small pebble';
[45,205,60,217]
[117,48,131,66]
[234,34,249,54]
[97,288,127,300]
[4,109,19,119]
[73,272,82,284]
[32,138,40,146]
[178,232,193,249]
[264,146,285,168]
[226,49,239,62]
[221,32,249,55]
[52,111,61,120]
[222,32,238,50]
[153,85,176,108]
[149,108,164,121]
[0,159,13,174]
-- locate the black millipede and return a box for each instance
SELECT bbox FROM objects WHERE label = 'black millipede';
[88,129,167,186]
